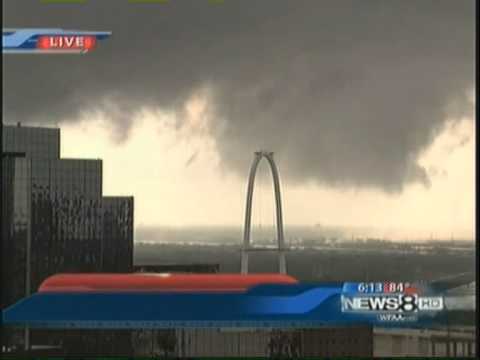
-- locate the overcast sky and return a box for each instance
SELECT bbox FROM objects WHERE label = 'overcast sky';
[3,1,475,239]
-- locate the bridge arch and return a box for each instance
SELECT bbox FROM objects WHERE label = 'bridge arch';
[241,151,287,274]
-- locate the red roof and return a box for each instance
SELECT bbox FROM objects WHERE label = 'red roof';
[38,273,298,293]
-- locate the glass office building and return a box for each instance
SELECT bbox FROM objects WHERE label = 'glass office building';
[3,124,60,159]
[2,123,134,353]
[101,197,134,272]
[1,154,30,309]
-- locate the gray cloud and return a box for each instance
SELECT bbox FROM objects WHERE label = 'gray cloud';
[3,0,474,192]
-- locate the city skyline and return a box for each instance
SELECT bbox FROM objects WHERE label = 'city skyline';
[11,116,472,241]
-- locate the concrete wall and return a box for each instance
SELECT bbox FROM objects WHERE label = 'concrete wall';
[134,326,476,358]
[300,326,373,357]
[175,327,373,358]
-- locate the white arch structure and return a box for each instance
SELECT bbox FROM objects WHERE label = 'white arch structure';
[241,151,287,274]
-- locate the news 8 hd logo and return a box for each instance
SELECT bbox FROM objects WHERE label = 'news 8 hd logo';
[341,282,444,322]
[3,28,111,54]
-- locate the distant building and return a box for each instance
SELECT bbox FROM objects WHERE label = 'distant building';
[2,124,134,355]
[133,264,220,273]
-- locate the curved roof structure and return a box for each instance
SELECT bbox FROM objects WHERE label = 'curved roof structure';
[38,273,298,293]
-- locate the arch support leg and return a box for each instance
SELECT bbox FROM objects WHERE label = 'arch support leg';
[241,251,249,274]
[279,251,287,274]
[242,151,288,274]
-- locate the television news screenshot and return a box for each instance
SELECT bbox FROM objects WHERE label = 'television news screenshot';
[1,1,477,359]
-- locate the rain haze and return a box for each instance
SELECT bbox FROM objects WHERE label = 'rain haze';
[3,0,475,240]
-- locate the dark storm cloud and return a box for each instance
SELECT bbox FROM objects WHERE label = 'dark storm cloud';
[3,0,474,192]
